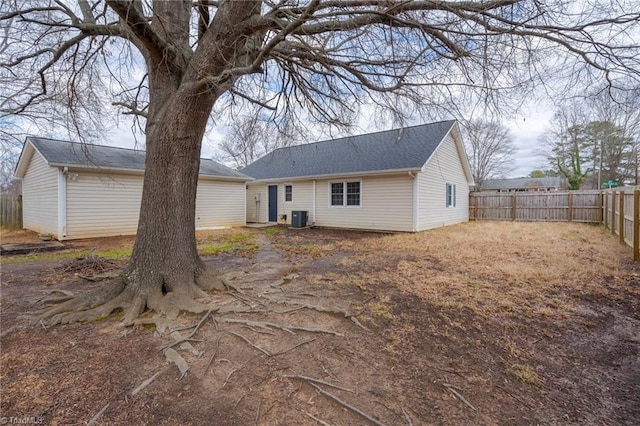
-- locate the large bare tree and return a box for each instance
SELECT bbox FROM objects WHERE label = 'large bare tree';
[1,0,639,323]
[462,119,516,189]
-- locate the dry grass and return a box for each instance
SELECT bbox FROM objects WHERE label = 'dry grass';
[349,222,633,321]
[0,228,41,244]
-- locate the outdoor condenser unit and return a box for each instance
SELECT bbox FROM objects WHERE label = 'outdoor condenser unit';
[291,211,308,228]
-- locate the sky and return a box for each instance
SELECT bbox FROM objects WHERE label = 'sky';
[505,108,553,177]
[105,105,553,179]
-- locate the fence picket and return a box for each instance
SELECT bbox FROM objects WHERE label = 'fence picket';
[1,195,23,229]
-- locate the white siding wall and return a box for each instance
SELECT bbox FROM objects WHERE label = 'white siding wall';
[66,173,246,239]
[417,134,470,230]
[277,181,314,224]
[66,172,143,239]
[196,180,246,228]
[246,184,267,223]
[315,174,414,232]
[22,151,58,236]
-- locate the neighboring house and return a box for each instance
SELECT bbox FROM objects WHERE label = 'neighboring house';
[478,177,566,193]
[14,137,251,240]
[241,120,474,232]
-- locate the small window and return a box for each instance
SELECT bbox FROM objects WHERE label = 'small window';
[331,183,344,206]
[284,184,293,202]
[446,183,456,207]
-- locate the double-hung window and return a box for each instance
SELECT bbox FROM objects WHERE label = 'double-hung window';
[446,183,456,207]
[331,181,360,207]
[284,184,293,202]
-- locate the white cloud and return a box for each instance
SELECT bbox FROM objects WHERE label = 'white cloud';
[505,106,554,177]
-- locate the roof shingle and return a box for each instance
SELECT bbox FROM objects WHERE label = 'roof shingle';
[25,137,250,180]
[240,120,456,180]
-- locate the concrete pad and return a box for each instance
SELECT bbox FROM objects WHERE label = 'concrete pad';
[1,241,65,255]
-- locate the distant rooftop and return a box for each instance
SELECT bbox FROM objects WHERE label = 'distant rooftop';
[17,137,251,180]
[241,120,459,180]
[480,176,564,190]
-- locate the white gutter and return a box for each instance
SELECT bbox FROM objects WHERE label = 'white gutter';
[47,164,253,182]
[249,167,421,183]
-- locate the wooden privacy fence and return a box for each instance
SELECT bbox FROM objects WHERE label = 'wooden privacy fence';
[470,189,640,260]
[602,189,640,260]
[1,194,22,229]
[469,191,603,223]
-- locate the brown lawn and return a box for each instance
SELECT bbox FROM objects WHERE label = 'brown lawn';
[1,222,638,425]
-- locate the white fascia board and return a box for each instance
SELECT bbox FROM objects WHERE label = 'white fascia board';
[50,163,251,182]
[249,168,421,183]
[14,140,36,178]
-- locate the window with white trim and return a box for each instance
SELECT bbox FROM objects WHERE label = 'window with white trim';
[284,184,293,202]
[331,181,360,206]
[446,183,456,207]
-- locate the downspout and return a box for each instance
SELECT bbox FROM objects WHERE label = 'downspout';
[312,180,317,224]
[409,171,418,232]
[57,168,67,240]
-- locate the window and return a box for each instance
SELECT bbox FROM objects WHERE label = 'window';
[331,183,344,206]
[331,181,361,207]
[284,184,293,202]
[346,182,360,206]
[446,183,456,207]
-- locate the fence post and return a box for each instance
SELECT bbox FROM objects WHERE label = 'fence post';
[634,190,639,261]
[470,194,476,220]
[511,193,517,221]
[603,192,608,228]
[619,190,625,243]
[611,191,616,235]
[599,192,604,225]
[567,192,573,222]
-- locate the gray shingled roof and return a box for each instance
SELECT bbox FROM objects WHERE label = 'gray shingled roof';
[480,176,564,190]
[240,120,457,180]
[25,137,250,180]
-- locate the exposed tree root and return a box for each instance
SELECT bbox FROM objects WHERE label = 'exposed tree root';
[304,381,388,426]
[216,317,344,336]
[165,348,190,378]
[33,271,219,326]
[262,297,370,331]
[34,280,128,325]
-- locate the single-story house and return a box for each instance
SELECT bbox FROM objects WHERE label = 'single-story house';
[478,176,566,193]
[14,137,251,240]
[241,120,474,232]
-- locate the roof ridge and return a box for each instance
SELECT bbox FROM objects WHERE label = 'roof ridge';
[29,136,146,154]
[266,120,456,154]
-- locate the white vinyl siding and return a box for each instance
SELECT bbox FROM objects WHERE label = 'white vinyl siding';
[277,181,314,224]
[315,174,413,232]
[417,134,469,230]
[65,172,245,239]
[196,179,246,228]
[246,184,267,223]
[66,172,143,239]
[21,151,58,236]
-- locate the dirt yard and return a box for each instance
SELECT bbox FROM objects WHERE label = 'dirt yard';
[1,222,638,425]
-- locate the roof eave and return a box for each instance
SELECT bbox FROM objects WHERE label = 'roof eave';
[14,139,36,179]
[247,167,422,183]
[47,162,253,181]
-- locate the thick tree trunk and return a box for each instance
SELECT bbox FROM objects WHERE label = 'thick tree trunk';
[122,82,217,321]
[37,0,264,325]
